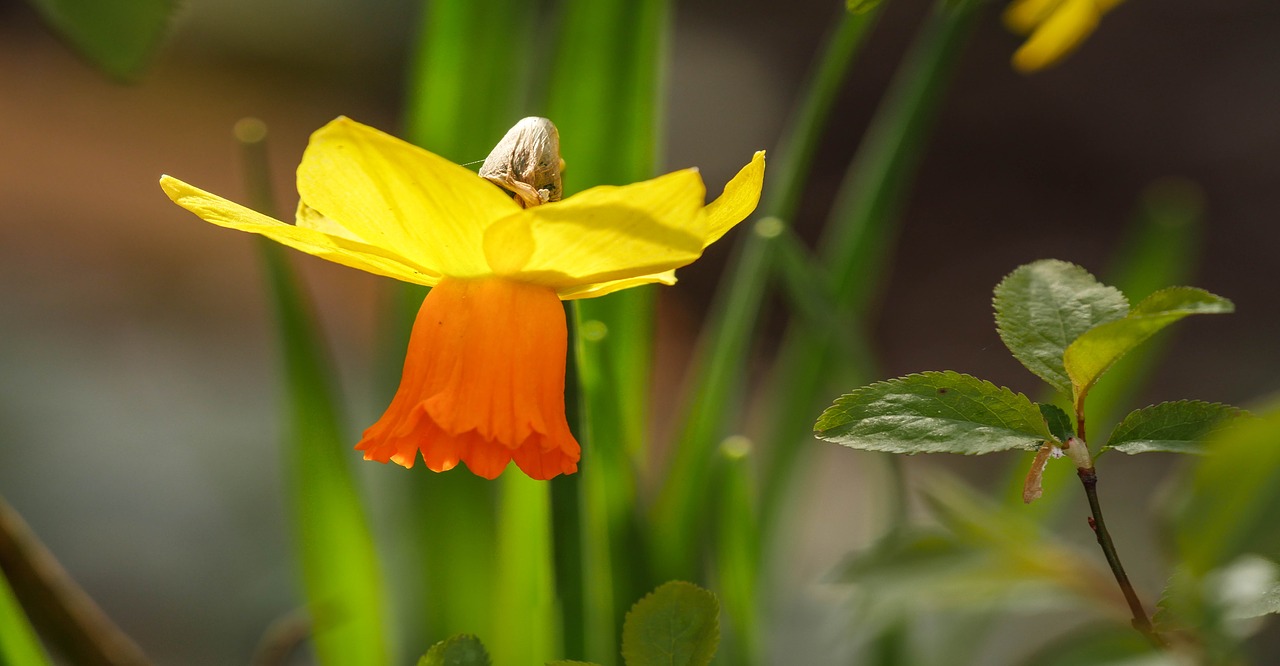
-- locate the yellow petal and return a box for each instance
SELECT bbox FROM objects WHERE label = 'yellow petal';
[557,270,678,300]
[481,168,709,289]
[1012,0,1101,72]
[703,151,766,248]
[296,117,521,277]
[161,176,439,285]
[1003,0,1064,34]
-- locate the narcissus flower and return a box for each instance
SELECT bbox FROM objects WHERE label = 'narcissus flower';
[1004,0,1125,72]
[161,117,764,480]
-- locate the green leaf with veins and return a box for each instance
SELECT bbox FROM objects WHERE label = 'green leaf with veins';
[994,260,1129,396]
[815,371,1054,455]
[1038,403,1074,442]
[621,582,719,666]
[1065,287,1233,405]
[1105,400,1245,455]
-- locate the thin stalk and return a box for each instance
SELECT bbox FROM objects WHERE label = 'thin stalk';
[544,1,669,658]
[241,121,387,666]
[0,497,145,666]
[1077,468,1163,647]
[649,2,886,583]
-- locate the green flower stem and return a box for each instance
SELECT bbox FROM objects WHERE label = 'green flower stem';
[491,475,559,665]
[1077,467,1163,647]
[401,0,537,646]
[759,0,985,536]
[544,1,669,659]
[0,496,138,665]
[549,306,595,662]
[649,2,886,583]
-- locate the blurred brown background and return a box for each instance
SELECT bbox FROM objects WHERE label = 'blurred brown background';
[2,0,1278,663]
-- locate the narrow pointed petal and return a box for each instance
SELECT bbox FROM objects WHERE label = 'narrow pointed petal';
[161,176,439,285]
[481,168,709,289]
[703,151,766,247]
[357,279,580,480]
[1012,0,1101,72]
[297,117,521,277]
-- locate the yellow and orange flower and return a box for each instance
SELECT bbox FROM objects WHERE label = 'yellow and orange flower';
[1004,0,1126,72]
[161,117,764,480]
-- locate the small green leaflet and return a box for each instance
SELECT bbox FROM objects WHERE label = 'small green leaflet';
[814,371,1055,455]
[621,582,719,666]
[1038,403,1074,442]
[418,634,492,666]
[993,260,1129,396]
[1105,401,1245,455]
[1065,287,1233,405]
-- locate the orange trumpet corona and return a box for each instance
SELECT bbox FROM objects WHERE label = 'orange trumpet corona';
[356,279,579,480]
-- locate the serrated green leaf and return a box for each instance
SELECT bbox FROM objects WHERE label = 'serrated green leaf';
[993,260,1129,395]
[1172,400,1280,577]
[1038,403,1074,442]
[1105,401,1245,455]
[25,0,174,80]
[1065,287,1233,405]
[621,582,719,666]
[418,634,492,666]
[814,371,1053,455]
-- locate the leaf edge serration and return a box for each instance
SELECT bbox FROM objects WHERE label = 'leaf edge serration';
[813,370,1053,455]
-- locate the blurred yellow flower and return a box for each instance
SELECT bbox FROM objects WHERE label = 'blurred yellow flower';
[1004,0,1126,72]
[161,117,764,479]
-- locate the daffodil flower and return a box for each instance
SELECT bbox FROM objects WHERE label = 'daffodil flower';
[161,117,764,480]
[1004,0,1125,72]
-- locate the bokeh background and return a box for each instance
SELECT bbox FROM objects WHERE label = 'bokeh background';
[2,0,1278,663]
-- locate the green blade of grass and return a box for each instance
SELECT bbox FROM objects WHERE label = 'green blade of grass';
[258,243,388,666]
[543,0,670,660]
[238,123,387,666]
[24,0,174,81]
[760,0,986,537]
[0,565,49,666]
[399,0,536,646]
[650,0,887,585]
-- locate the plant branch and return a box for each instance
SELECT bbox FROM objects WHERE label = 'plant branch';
[1076,467,1165,648]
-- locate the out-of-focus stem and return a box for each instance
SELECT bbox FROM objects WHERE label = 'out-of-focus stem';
[649,2,887,583]
[1077,468,1163,647]
[759,0,985,539]
[0,496,149,666]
